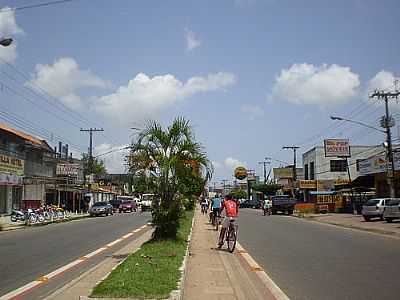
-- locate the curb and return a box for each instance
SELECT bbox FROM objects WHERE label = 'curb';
[169,210,195,300]
[295,215,400,239]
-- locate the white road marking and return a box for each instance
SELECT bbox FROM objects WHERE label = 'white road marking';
[236,243,290,300]
[106,239,122,247]
[0,223,148,300]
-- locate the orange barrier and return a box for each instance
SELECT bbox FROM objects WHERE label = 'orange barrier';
[295,203,315,213]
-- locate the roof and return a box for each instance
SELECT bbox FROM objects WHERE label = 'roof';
[0,123,42,145]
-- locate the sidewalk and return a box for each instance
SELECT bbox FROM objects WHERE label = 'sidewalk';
[299,213,400,238]
[183,209,276,300]
[0,212,89,231]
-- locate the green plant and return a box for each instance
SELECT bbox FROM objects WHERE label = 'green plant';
[129,117,212,239]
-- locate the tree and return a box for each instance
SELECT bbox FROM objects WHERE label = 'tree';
[129,117,212,239]
[81,153,107,176]
[252,183,282,196]
[230,189,247,199]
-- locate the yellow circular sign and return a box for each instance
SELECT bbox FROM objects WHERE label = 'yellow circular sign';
[234,166,247,180]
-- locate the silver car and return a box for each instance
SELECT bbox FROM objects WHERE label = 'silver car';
[383,199,400,223]
[361,198,392,221]
[89,201,113,217]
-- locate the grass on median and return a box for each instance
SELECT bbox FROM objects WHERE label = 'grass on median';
[91,209,194,299]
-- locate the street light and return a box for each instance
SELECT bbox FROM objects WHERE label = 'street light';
[330,116,385,133]
[0,38,13,47]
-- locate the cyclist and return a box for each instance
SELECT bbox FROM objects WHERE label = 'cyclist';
[210,194,222,225]
[263,197,272,215]
[218,194,239,248]
[200,197,208,214]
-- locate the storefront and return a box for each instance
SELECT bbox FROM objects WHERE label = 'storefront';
[0,154,24,215]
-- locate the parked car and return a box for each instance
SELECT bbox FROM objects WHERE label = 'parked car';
[119,200,136,213]
[89,202,113,217]
[141,193,155,211]
[362,198,392,221]
[270,195,296,215]
[383,199,400,223]
[109,199,122,212]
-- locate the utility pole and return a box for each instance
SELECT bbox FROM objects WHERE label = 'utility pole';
[258,159,271,184]
[370,90,400,198]
[283,146,300,197]
[221,179,228,196]
[80,128,104,174]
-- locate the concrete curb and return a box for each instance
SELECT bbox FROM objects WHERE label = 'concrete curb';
[294,214,400,239]
[169,209,195,300]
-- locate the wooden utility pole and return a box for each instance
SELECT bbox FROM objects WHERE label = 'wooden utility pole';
[283,146,300,197]
[370,90,400,198]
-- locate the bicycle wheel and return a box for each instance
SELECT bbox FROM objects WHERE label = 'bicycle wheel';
[227,225,237,253]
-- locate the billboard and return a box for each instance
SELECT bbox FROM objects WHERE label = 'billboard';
[56,163,81,176]
[234,166,247,180]
[0,154,24,176]
[324,139,350,157]
[359,152,400,175]
[273,167,293,179]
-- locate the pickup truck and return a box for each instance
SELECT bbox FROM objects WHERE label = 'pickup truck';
[270,195,296,215]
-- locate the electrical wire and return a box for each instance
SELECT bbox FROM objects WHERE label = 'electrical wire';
[0,0,76,13]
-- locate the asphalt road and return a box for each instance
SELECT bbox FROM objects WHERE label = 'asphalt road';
[0,212,151,297]
[237,208,400,300]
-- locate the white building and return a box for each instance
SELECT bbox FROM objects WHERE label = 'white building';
[302,145,383,182]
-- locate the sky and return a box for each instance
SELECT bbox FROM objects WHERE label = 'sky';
[0,0,399,186]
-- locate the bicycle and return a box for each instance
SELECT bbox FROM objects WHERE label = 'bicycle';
[224,218,238,253]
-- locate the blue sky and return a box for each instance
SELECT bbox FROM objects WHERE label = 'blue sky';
[0,0,399,184]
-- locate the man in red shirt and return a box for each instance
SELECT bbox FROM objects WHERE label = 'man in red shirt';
[218,194,239,248]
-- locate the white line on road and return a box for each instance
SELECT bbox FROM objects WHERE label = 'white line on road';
[236,242,290,300]
[0,223,148,300]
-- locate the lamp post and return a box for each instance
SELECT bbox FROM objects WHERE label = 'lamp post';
[0,38,13,47]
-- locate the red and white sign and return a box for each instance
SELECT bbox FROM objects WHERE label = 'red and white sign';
[324,139,350,157]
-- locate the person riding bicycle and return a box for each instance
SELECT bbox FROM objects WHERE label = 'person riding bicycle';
[200,197,209,214]
[210,194,222,224]
[218,194,239,248]
[263,197,272,215]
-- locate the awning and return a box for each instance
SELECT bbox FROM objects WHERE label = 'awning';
[351,175,374,189]
[309,191,336,195]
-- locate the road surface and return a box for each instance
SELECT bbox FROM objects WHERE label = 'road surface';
[0,212,151,297]
[237,208,400,300]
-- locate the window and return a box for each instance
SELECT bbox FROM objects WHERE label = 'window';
[310,162,315,180]
[304,164,309,180]
[330,160,347,172]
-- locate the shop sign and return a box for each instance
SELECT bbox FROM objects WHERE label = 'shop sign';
[334,178,350,185]
[316,194,343,204]
[56,163,80,176]
[0,154,24,176]
[359,152,400,175]
[273,167,293,179]
[234,166,247,180]
[299,180,317,189]
[0,173,23,185]
[324,139,350,157]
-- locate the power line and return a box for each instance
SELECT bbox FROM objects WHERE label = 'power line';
[0,0,76,13]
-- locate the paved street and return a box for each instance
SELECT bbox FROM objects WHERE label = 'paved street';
[237,208,400,300]
[0,212,151,297]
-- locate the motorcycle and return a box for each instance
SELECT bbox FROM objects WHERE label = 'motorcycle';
[10,209,26,222]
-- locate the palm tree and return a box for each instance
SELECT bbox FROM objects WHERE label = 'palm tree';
[129,117,213,239]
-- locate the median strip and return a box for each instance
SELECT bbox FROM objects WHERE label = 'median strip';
[91,210,194,299]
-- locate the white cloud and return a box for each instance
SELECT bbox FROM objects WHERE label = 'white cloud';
[185,28,201,51]
[0,6,23,63]
[29,57,111,109]
[94,143,129,174]
[241,104,264,120]
[224,157,246,169]
[270,63,360,106]
[368,70,397,92]
[96,72,236,124]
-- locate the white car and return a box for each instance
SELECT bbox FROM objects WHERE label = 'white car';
[383,199,400,223]
[362,198,392,221]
